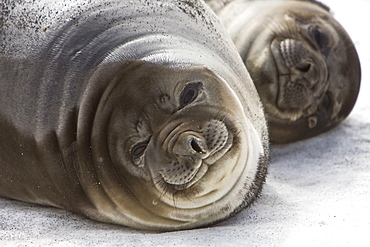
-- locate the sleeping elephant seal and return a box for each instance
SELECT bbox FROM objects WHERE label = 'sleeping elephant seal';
[0,0,268,231]
[205,0,361,143]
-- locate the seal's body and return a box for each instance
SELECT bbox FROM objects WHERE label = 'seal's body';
[205,0,361,143]
[0,0,268,230]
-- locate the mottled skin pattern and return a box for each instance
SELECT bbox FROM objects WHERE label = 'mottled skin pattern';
[205,0,361,143]
[0,0,268,230]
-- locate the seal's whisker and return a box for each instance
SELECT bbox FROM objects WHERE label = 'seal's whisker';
[183,189,196,203]
[153,174,165,186]
[127,114,139,131]
[151,175,173,201]
[171,189,178,209]
[263,18,285,37]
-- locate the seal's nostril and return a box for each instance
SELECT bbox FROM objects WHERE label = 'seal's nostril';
[191,138,204,153]
[296,62,311,73]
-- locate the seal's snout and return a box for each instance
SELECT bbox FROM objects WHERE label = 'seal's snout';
[280,39,309,69]
[173,133,208,162]
[160,119,230,187]
[280,39,319,86]
[272,38,328,117]
[173,119,229,163]
[203,119,228,155]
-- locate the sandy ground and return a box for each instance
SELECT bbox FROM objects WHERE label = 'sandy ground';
[0,0,369,246]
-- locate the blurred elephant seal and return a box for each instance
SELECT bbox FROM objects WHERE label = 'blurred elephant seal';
[0,0,268,231]
[205,0,361,143]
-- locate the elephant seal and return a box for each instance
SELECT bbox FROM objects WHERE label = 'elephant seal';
[205,0,361,143]
[0,0,268,231]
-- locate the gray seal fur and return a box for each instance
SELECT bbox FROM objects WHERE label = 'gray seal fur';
[205,0,361,143]
[0,0,268,230]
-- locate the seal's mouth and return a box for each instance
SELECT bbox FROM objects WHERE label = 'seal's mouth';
[158,119,233,191]
[159,162,209,191]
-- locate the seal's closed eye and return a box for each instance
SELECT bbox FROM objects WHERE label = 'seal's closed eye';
[309,25,330,57]
[180,82,203,108]
[319,92,332,111]
[131,140,149,161]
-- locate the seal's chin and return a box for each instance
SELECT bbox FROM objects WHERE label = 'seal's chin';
[160,162,208,191]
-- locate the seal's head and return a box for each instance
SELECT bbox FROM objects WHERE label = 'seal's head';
[239,1,361,143]
[84,61,265,230]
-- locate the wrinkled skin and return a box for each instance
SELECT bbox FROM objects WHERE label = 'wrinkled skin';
[206,0,361,143]
[104,63,265,227]
[0,0,268,231]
